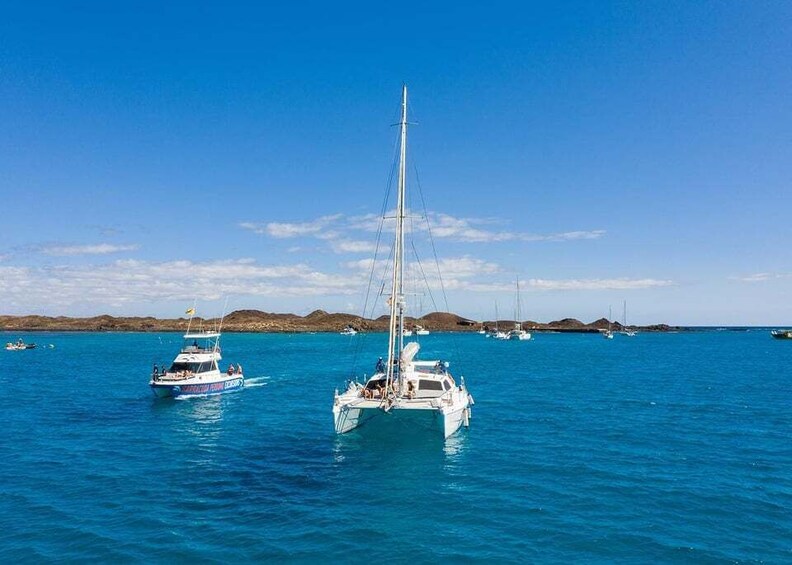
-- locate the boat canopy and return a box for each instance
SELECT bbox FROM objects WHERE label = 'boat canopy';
[401,341,420,364]
[183,332,220,339]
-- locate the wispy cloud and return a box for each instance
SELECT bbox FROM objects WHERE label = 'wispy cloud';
[527,278,675,290]
[330,240,377,254]
[240,214,343,239]
[40,243,140,256]
[240,211,605,250]
[730,272,791,283]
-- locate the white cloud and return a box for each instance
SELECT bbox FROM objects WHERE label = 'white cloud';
[730,272,791,283]
[0,258,366,310]
[40,243,140,256]
[330,240,377,254]
[240,214,343,239]
[526,278,675,291]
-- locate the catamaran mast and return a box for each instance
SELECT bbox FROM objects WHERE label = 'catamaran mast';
[386,85,409,393]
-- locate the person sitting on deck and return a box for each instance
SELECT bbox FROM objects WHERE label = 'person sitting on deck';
[227,364,235,375]
[236,363,243,375]
[153,364,159,379]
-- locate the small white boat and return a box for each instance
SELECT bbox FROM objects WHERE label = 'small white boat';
[403,329,413,337]
[340,325,358,336]
[150,331,244,398]
[5,338,36,351]
[333,86,473,439]
[415,324,430,336]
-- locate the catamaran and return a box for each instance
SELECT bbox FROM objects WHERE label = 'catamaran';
[506,278,531,341]
[333,86,474,439]
[150,309,244,398]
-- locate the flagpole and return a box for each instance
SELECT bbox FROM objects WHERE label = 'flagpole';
[185,298,197,335]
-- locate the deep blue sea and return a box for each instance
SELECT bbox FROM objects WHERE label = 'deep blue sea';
[1,330,790,563]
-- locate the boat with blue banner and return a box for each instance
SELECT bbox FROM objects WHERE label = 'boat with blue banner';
[150,330,244,398]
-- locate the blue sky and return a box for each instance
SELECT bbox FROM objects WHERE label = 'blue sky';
[1,1,790,324]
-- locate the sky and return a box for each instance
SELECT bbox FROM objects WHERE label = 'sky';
[0,1,790,325]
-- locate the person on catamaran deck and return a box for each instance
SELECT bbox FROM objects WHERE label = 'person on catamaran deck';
[375,357,385,373]
[236,363,242,374]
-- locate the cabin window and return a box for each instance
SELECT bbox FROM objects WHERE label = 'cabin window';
[443,380,451,391]
[418,379,443,391]
[168,361,216,373]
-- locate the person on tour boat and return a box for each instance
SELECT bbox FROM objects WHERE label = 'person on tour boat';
[375,357,385,373]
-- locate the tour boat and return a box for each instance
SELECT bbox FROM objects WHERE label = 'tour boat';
[506,278,531,341]
[414,324,430,336]
[5,338,36,351]
[333,86,474,439]
[340,325,358,336]
[771,329,792,339]
[150,331,244,398]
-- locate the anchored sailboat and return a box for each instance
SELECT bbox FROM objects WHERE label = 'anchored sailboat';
[621,300,636,337]
[332,86,474,439]
[603,306,614,339]
[506,278,531,341]
[490,301,508,339]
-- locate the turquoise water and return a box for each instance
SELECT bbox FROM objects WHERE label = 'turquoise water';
[1,330,790,562]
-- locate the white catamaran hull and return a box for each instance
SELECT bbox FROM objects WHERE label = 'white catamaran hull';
[333,390,473,439]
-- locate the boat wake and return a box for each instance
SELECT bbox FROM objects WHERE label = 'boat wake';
[244,376,270,388]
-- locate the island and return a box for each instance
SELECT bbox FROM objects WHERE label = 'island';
[0,310,677,333]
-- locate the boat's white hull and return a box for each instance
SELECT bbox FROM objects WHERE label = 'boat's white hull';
[508,332,531,341]
[333,390,472,439]
[150,373,244,398]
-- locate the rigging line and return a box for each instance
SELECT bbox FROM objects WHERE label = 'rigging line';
[413,162,450,313]
[410,240,439,313]
[352,131,399,376]
[413,161,464,363]
[350,132,402,378]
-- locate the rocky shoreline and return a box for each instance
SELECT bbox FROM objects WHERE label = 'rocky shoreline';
[0,309,677,333]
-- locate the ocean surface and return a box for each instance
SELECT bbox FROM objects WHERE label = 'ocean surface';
[1,330,790,563]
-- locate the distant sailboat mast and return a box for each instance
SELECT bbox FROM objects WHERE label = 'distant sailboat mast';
[515,277,523,331]
[386,85,409,395]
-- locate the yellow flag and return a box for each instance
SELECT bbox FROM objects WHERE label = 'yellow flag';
[185,307,196,316]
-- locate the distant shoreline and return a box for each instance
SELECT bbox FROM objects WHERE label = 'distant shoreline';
[0,309,679,334]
